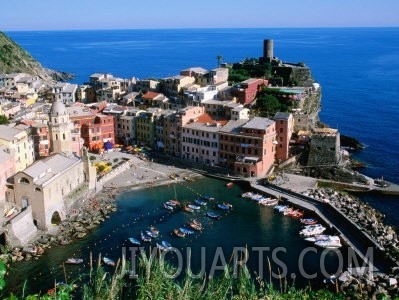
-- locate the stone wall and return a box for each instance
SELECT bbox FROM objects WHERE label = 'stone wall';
[6,206,37,247]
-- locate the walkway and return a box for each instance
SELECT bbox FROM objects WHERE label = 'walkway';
[250,181,391,274]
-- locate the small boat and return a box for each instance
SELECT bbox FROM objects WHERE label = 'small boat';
[150,226,160,235]
[163,203,174,211]
[259,198,279,207]
[289,209,304,218]
[165,201,177,207]
[145,230,158,238]
[179,227,194,235]
[223,202,233,209]
[189,221,202,231]
[194,199,207,206]
[169,199,181,206]
[283,207,293,215]
[242,192,256,199]
[60,238,71,245]
[300,218,318,225]
[217,203,230,210]
[192,219,202,226]
[305,235,338,242]
[141,231,151,242]
[128,237,141,246]
[226,182,234,188]
[184,205,194,213]
[173,228,186,238]
[65,258,83,265]
[207,211,220,219]
[315,237,342,249]
[161,240,172,248]
[201,195,214,201]
[274,205,288,212]
[103,257,115,267]
[188,204,201,210]
[183,176,194,182]
[299,224,326,237]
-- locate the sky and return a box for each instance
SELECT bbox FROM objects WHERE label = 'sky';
[1,0,399,31]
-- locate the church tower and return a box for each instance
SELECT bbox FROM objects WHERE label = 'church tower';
[48,99,72,154]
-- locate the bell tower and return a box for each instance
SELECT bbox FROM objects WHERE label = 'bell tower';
[48,99,72,154]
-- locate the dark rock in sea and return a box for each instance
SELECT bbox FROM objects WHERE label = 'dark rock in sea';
[340,134,364,151]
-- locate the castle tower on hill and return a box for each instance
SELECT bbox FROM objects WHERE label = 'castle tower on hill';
[48,99,72,154]
[263,39,274,60]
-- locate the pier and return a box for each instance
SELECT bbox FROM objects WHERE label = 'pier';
[250,181,391,274]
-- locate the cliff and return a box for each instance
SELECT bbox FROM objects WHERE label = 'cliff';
[0,31,74,82]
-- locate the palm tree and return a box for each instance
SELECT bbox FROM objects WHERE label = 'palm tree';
[216,55,223,67]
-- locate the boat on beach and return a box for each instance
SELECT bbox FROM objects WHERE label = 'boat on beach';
[103,257,115,267]
[65,258,83,265]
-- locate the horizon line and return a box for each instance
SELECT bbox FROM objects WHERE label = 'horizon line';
[3,25,399,33]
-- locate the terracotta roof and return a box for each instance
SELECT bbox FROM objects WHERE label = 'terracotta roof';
[142,92,160,99]
[197,113,229,126]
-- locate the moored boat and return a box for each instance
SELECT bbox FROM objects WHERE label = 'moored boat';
[201,195,214,201]
[217,203,230,210]
[314,236,342,249]
[207,211,221,219]
[173,228,186,238]
[300,218,318,225]
[141,231,151,242]
[184,205,194,213]
[103,257,115,267]
[226,182,234,188]
[189,221,202,231]
[65,258,83,265]
[299,224,326,237]
[150,226,159,235]
[188,204,201,210]
[194,199,207,206]
[128,237,141,246]
[289,209,304,218]
[179,227,194,235]
[169,199,181,206]
[163,203,174,211]
[145,230,158,238]
[161,240,172,248]
[259,198,278,206]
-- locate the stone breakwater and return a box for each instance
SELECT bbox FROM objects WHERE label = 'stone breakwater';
[303,188,399,297]
[0,186,118,264]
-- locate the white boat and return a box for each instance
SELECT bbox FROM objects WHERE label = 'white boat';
[65,258,83,265]
[259,198,279,206]
[103,257,115,266]
[315,236,342,249]
[304,235,339,242]
[299,224,326,237]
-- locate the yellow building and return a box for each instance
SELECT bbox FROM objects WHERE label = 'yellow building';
[0,124,34,172]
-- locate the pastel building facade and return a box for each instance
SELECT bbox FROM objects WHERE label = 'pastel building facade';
[219,117,276,177]
[274,112,294,161]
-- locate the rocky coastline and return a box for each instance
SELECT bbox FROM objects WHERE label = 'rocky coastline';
[303,188,399,298]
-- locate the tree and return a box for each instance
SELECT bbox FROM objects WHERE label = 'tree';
[256,94,281,117]
[0,115,8,125]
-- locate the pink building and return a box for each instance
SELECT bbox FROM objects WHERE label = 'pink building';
[274,112,294,162]
[219,117,276,177]
[234,78,268,105]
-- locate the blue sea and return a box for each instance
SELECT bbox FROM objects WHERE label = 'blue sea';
[4,28,399,294]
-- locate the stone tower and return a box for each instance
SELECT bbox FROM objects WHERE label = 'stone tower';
[48,99,72,154]
[263,39,274,60]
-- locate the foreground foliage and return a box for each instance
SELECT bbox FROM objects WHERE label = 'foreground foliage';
[1,255,346,299]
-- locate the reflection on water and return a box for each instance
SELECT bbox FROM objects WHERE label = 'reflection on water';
[6,177,351,295]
